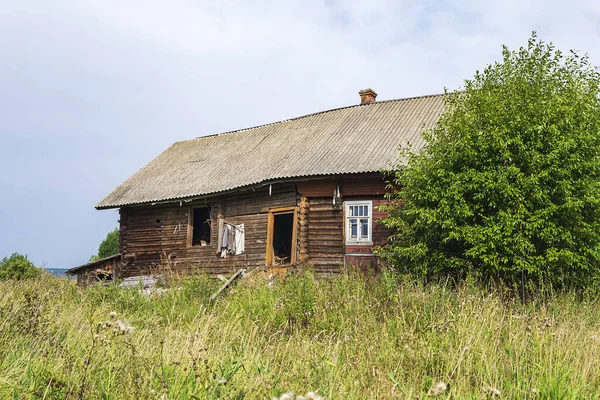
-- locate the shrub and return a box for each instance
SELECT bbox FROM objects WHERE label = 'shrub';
[0,253,40,281]
[378,33,600,292]
[90,228,120,261]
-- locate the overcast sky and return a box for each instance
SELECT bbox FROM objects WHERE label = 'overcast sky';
[1,0,599,269]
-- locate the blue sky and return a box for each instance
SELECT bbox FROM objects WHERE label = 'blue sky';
[1,0,600,269]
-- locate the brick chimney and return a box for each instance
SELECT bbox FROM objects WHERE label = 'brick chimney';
[359,88,377,104]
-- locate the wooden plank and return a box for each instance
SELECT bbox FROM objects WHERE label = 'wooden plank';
[265,211,274,266]
[186,207,193,247]
[210,269,245,301]
[291,207,298,264]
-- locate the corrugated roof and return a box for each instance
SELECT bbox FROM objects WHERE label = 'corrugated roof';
[96,94,444,209]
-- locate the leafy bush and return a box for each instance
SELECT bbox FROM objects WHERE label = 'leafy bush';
[378,33,600,292]
[98,228,120,259]
[0,253,40,281]
[90,228,120,261]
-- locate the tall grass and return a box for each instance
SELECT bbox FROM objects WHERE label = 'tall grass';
[1,269,600,399]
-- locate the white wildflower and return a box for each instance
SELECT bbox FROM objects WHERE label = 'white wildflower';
[483,386,501,397]
[217,377,227,385]
[305,393,323,400]
[116,320,135,334]
[279,392,294,400]
[109,311,117,319]
[427,381,448,397]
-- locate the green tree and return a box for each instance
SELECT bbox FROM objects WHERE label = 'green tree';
[90,228,120,262]
[378,34,600,291]
[0,253,40,281]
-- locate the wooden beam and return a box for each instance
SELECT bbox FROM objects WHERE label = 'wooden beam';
[265,211,275,266]
[186,207,193,247]
[210,269,245,301]
[291,207,298,264]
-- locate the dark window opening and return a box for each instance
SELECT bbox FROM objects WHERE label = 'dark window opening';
[192,207,211,246]
[272,213,294,263]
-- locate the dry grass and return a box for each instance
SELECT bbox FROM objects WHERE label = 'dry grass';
[1,269,600,399]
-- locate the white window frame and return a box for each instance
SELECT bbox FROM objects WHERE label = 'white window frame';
[344,200,373,245]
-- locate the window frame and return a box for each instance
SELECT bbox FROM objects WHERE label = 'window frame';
[344,200,373,245]
[265,206,298,266]
[187,206,212,247]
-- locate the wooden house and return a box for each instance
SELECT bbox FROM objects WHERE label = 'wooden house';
[68,90,444,282]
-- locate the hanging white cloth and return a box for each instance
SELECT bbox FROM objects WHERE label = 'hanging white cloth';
[220,224,230,258]
[233,224,244,255]
[218,222,245,257]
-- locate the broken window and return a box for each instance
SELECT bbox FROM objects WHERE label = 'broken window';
[190,207,211,246]
[345,201,372,244]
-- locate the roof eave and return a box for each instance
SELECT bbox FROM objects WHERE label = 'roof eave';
[95,171,386,210]
[66,253,122,274]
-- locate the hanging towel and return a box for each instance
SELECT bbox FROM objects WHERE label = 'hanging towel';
[220,224,230,258]
[227,224,236,254]
[216,217,224,255]
[217,220,245,257]
[233,224,244,255]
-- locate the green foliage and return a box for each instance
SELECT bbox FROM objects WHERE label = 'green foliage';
[90,228,120,261]
[378,33,600,291]
[0,253,40,281]
[275,271,317,329]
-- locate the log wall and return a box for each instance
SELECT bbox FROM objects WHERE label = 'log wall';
[119,183,297,277]
[298,174,392,274]
[116,174,392,278]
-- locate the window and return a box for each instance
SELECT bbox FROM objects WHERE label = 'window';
[188,207,211,246]
[344,201,372,244]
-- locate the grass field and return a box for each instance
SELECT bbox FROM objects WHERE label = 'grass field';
[1,269,600,399]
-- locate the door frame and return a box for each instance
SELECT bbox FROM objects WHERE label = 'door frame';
[265,206,298,266]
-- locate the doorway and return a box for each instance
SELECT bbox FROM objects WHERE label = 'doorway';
[266,207,298,266]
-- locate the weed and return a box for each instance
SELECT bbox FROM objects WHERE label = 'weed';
[1,271,600,398]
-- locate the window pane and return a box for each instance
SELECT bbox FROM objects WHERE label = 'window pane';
[349,206,355,217]
[350,219,358,238]
[360,219,368,239]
